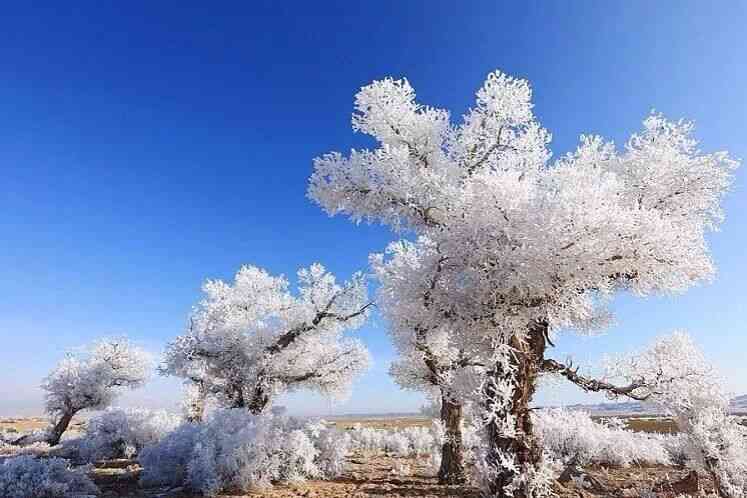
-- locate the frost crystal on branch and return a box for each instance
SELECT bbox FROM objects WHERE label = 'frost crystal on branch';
[163,263,372,414]
[309,69,737,497]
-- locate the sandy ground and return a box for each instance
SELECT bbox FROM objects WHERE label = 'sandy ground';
[91,455,709,498]
[93,453,480,498]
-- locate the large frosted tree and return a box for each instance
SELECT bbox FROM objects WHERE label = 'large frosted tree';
[309,70,736,497]
[162,263,372,416]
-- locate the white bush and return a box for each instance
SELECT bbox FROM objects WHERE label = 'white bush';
[533,409,672,467]
[0,455,98,498]
[0,441,52,459]
[384,431,411,457]
[139,409,349,495]
[656,432,691,466]
[348,425,385,453]
[686,406,747,497]
[305,421,352,477]
[348,423,449,461]
[138,423,200,488]
[70,408,181,462]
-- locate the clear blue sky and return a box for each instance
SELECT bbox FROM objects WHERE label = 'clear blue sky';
[1,1,745,416]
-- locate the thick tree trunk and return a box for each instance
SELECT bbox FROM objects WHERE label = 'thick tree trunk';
[482,322,547,498]
[46,410,75,446]
[438,395,466,484]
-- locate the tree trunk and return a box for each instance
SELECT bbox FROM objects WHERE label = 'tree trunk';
[705,457,731,498]
[46,410,75,446]
[482,321,547,498]
[438,395,466,484]
[185,384,207,423]
[248,383,269,414]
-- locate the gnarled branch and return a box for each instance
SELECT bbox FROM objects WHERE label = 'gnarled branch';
[541,358,651,401]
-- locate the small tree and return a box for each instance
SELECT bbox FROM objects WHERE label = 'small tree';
[605,332,747,498]
[163,263,372,414]
[372,239,483,483]
[309,70,737,497]
[38,337,150,446]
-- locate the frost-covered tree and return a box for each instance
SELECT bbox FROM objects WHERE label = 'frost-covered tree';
[372,241,483,483]
[605,332,747,498]
[162,263,372,414]
[309,70,737,497]
[36,338,150,446]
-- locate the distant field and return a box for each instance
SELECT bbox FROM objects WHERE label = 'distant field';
[329,413,684,433]
[0,417,48,433]
[0,414,687,434]
[328,415,432,430]
[0,416,85,436]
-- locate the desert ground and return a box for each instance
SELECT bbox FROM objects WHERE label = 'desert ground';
[0,414,718,498]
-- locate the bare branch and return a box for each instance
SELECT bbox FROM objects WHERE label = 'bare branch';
[541,358,651,401]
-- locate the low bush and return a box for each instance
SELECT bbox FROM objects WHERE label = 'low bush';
[139,409,351,496]
[533,408,672,467]
[0,455,98,498]
[67,408,181,463]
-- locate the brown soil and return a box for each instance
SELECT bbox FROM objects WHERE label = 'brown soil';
[92,455,712,498]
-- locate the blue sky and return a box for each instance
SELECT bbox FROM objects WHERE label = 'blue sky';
[1,1,745,416]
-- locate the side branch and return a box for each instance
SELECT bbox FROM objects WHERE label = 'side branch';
[267,301,375,355]
[541,358,651,401]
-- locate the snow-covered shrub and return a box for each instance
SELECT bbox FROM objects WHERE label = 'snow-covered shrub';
[72,408,181,462]
[533,408,671,467]
[138,422,201,488]
[139,409,347,496]
[686,406,747,497]
[305,421,351,477]
[657,432,691,466]
[384,431,411,457]
[0,441,52,459]
[348,425,385,453]
[2,429,52,448]
[0,455,98,497]
[402,427,435,456]
[348,424,443,459]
